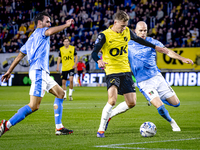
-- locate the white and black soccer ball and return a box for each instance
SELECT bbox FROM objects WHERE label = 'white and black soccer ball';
[140,122,157,137]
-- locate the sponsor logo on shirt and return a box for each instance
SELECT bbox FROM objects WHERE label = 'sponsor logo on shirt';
[124,36,128,41]
[149,91,154,95]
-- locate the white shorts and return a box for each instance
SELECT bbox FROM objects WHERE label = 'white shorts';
[29,69,57,97]
[137,73,175,102]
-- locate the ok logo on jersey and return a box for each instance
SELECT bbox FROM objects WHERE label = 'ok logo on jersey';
[109,45,127,56]
[63,56,72,60]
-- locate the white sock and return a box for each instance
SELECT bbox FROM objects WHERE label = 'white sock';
[56,123,64,129]
[69,89,73,96]
[110,101,129,118]
[64,90,67,98]
[98,102,114,131]
[6,121,12,129]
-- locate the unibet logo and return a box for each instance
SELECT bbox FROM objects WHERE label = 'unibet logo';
[165,72,200,86]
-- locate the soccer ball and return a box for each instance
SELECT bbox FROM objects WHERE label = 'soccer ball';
[140,122,157,137]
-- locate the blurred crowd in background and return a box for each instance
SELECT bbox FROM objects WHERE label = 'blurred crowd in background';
[0,0,200,53]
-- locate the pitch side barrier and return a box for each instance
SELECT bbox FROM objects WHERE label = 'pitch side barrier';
[1,48,199,72]
[0,71,200,86]
[157,47,200,70]
[0,72,106,87]
[0,51,99,73]
[1,47,200,86]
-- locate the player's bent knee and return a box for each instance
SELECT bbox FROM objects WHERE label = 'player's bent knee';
[28,103,40,111]
[57,90,65,99]
[29,106,39,112]
[34,105,40,111]
[173,102,180,107]
[128,102,136,108]
[108,101,116,106]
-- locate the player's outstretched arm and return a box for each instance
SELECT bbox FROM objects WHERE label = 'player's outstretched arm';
[1,52,25,82]
[45,19,74,36]
[167,49,194,64]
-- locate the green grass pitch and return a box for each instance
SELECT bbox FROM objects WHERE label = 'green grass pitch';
[0,86,200,150]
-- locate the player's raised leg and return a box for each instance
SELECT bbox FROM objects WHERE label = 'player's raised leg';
[158,81,181,131]
[68,76,74,101]
[97,86,116,137]
[62,79,67,100]
[151,97,181,131]
[162,95,180,107]
[0,95,42,137]
[106,93,136,131]
[50,84,73,135]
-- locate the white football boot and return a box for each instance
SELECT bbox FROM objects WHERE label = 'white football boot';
[170,119,181,131]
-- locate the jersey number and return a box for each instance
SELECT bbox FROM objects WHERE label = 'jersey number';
[109,45,127,56]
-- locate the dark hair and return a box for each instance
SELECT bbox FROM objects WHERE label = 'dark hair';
[114,10,129,22]
[33,11,51,25]
[63,37,71,42]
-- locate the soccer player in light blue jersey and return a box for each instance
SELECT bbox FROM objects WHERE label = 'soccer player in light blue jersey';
[127,21,193,131]
[0,11,74,137]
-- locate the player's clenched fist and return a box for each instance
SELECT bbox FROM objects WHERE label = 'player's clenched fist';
[66,19,74,27]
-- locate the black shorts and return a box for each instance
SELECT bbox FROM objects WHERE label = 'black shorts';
[77,70,83,77]
[61,69,75,80]
[106,72,136,95]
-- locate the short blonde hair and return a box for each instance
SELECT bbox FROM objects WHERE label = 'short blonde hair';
[114,10,129,22]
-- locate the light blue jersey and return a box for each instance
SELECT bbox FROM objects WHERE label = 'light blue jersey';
[20,27,50,73]
[128,37,164,83]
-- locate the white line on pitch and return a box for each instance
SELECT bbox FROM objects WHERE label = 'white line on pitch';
[101,147,184,150]
[94,137,200,149]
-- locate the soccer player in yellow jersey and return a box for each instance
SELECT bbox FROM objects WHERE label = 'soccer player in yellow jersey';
[92,10,169,138]
[56,37,78,101]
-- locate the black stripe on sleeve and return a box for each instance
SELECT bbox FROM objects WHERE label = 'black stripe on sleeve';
[130,29,156,49]
[74,49,77,56]
[91,33,106,63]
